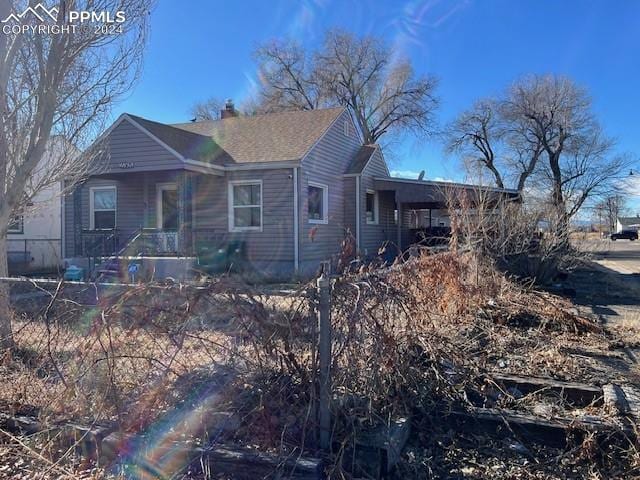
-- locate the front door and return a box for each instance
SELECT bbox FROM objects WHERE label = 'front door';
[157,183,178,230]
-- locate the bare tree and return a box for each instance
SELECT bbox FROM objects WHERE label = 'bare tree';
[450,75,633,236]
[189,96,223,121]
[594,194,627,233]
[253,30,439,145]
[446,100,506,189]
[446,97,544,192]
[254,39,326,112]
[0,0,153,349]
[502,102,545,192]
[506,75,632,232]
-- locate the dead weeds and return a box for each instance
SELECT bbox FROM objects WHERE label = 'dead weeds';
[0,250,639,478]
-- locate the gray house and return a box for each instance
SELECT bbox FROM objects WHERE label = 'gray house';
[63,104,517,279]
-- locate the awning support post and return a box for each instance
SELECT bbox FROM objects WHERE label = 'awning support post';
[396,192,402,253]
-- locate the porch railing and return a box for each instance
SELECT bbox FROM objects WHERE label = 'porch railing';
[80,229,123,257]
[79,228,179,257]
[137,229,179,255]
[79,228,234,258]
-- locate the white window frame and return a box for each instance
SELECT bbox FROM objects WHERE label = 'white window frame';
[156,182,178,230]
[89,186,117,230]
[365,189,379,225]
[228,179,263,232]
[308,182,329,225]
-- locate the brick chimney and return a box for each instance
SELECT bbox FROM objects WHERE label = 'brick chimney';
[221,99,238,119]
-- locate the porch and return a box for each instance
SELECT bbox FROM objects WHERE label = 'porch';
[373,177,521,250]
[68,170,225,259]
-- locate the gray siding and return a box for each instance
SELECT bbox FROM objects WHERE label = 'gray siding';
[65,167,295,276]
[66,115,188,256]
[363,147,390,179]
[343,176,356,239]
[299,110,361,269]
[90,118,184,175]
[357,148,395,255]
[65,111,396,277]
[193,169,295,275]
[64,171,182,256]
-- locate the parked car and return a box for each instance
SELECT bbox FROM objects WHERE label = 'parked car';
[610,230,638,241]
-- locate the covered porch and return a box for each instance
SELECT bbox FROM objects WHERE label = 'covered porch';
[373,177,521,250]
[68,169,203,258]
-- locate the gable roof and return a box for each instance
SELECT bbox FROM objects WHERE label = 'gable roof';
[127,114,224,165]
[345,145,377,175]
[344,144,390,177]
[170,107,346,165]
[618,216,640,226]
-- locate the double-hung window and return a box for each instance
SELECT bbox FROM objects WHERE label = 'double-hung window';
[366,190,379,224]
[308,182,328,224]
[90,186,116,230]
[229,180,262,231]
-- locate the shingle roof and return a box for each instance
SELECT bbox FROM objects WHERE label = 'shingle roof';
[345,145,377,175]
[127,114,225,165]
[167,107,346,165]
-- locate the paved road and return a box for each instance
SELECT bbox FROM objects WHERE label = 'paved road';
[572,238,640,332]
[578,238,640,274]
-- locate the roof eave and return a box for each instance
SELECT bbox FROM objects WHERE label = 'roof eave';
[373,176,521,195]
[185,158,300,173]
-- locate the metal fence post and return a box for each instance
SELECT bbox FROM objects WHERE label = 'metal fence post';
[317,273,331,451]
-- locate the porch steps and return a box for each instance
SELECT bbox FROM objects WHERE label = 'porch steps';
[95,257,125,282]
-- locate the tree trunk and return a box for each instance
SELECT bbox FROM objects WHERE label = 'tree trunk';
[0,232,14,351]
[546,149,570,243]
[487,162,505,190]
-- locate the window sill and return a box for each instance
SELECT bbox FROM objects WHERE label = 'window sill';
[230,227,262,233]
[366,221,379,225]
[309,219,328,225]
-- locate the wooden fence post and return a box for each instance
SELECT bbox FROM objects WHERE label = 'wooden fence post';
[317,273,331,452]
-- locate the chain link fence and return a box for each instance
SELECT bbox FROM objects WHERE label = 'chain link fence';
[1,266,447,477]
[7,238,62,275]
[4,277,314,411]
[2,250,634,479]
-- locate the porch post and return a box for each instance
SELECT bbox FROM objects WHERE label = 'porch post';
[73,183,83,256]
[178,172,194,256]
[142,174,149,228]
[396,192,402,253]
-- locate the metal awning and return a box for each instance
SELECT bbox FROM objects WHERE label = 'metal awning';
[373,177,520,209]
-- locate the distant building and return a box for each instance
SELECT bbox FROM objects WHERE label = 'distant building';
[616,216,640,233]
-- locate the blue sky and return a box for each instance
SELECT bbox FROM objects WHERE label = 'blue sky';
[117,0,640,187]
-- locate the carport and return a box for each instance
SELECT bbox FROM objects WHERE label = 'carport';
[373,177,521,249]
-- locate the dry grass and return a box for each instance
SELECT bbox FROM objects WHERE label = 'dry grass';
[1,250,639,478]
